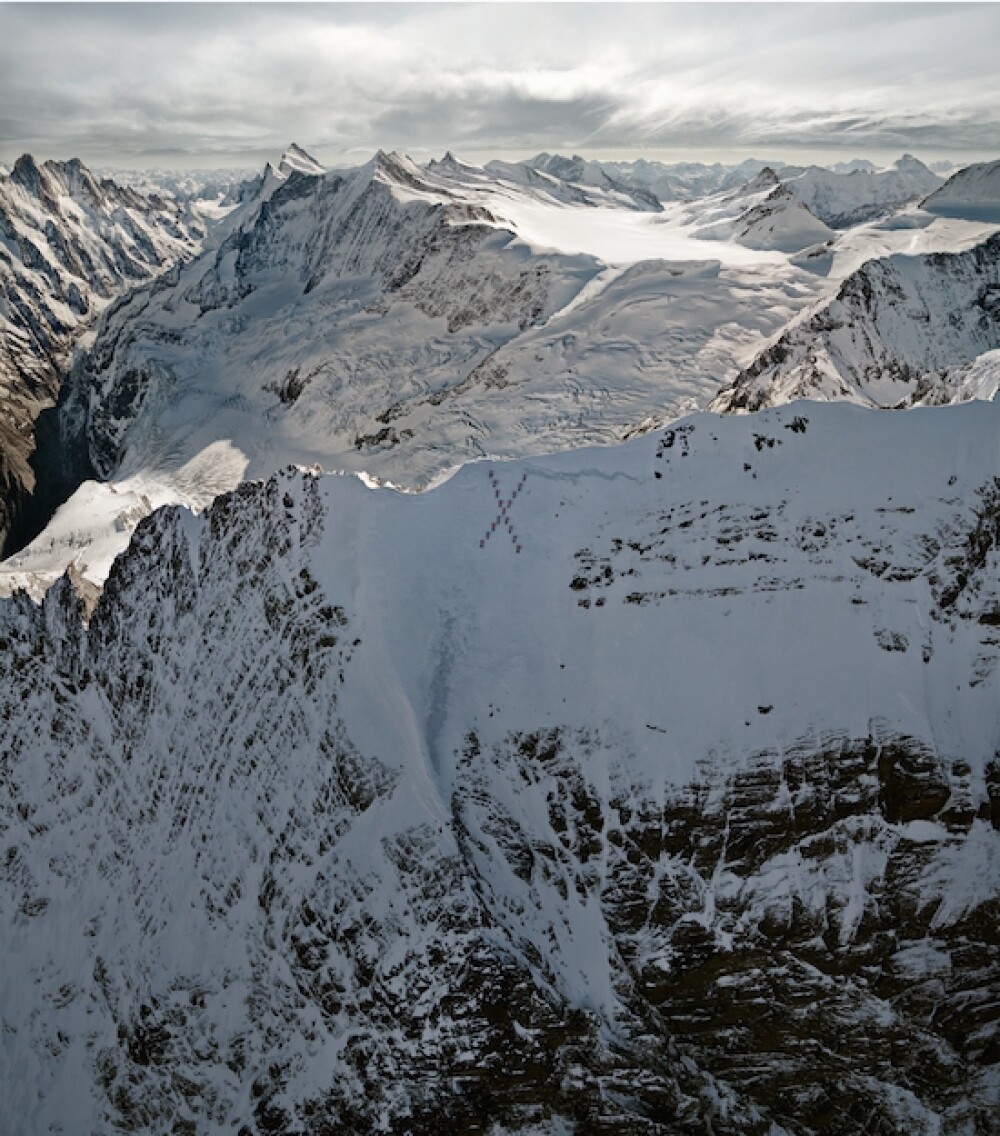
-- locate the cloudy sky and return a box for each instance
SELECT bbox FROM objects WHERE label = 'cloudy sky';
[1,2,997,170]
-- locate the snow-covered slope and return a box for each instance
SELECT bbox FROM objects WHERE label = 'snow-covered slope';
[729,185,835,253]
[2,400,998,1134]
[922,158,1000,221]
[0,149,831,596]
[0,155,206,553]
[714,232,1000,412]
[781,155,942,228]
[682,168,832,254]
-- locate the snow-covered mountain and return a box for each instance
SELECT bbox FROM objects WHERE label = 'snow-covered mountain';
[2,400,998,1134]
[713,232,1000,412]
[713,182,835,253]
[70,147,606,486]
[0,155,206,554]
[276,141,326,178]
[780,154,942,228]
[681,169,835,256]
[922,158,1000,221]
[526,154,940,223]
[595,157,806,203]
[1,147,836,595]
[100,167,260,211]
[2,148,997,599]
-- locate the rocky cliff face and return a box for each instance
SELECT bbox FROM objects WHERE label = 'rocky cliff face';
[713,233,1000,413]
[0,155,205,554]
[2,401,998,1135]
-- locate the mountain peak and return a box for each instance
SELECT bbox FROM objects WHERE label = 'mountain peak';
[427,151,478,178]
[43,156,105,205]
[371,149,430,191]
[10,153,43,192]
[895,153,931,174]
[738,166,782,196]
[277,143,325,178]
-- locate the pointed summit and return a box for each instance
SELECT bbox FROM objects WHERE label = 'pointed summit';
[277,143,325,178]
[741,166,781,195]
[10,153,43,194]
[427,151,478,178]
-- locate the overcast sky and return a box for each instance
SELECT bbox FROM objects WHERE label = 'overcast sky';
[1,2,997,170]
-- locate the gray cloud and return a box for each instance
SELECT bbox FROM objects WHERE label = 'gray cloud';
[1,3,997,168]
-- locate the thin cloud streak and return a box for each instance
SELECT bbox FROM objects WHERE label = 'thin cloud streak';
[1,3,997,168]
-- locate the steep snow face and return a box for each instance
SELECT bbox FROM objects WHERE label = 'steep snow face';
[1,401,998,1134]
[923,158,1000,221]
[0,155,206,554]
[781,155,943,228]
[714,232,1000,412]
